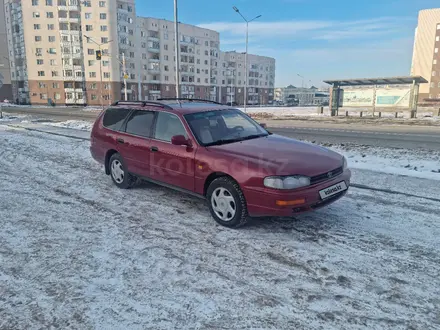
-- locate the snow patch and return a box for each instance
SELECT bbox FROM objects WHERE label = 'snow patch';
[43,120,93,131]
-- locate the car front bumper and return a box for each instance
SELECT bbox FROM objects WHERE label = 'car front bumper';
[244,169,351,217]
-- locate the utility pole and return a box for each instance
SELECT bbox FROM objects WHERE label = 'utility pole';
[122,52,127,101]
[174,0,181,98]
[232,7,261,112]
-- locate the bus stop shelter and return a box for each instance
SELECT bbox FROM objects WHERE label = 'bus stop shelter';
[324,76,428,117]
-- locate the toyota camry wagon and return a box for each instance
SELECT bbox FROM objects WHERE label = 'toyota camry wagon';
[90,99,351,228]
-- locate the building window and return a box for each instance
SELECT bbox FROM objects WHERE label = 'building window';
[33,12,40,18]
[90,83,97,89]
[164,55,169,61]
[103,60,109,67]
[83,1,91,6]
[46,12,54,19]
[50,59,57,66]
[48,36,55,42]
[205,78,208,83]
[437,36,440,42]
[164,65,169,71]
[99,1,106,7]
[35,36,42,42]
[45,0,53,5]
[37,59,44,65]
[435,48,439,54]
[54,93,61,100]
[433,71,436,77]
[47,24,54,30]
[204,50,208,56]
[197,78,200,83]
[104,72,110,78]
[40,93,47,100]
[128,5,133,12]
[34,24,41,30]
[164,76,169,81]
[52,71,58,77]
[88,60,95,66]
[437,24,440,30]
[197,59,200,64]
[438,82,440,88]
[130,52,135,58]
[104,84,110,90]
[101,25,108,32]
[142,53,147,59]
[85,13,92,19]
[100,13,107,20]
[53,82,59,88]
[86,25,93,31]
[48,48,56,54]
[89,72,96,78]
[38,71,45,77]
[204,60,208,65]
[39,82,46,88]
[32,0,39,5]
[101,37,108,44]
[91,94,97,100]
[164,44,168,50]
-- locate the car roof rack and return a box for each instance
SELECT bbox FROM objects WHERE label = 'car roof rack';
[157,98,223,105]
[111,100,174,110]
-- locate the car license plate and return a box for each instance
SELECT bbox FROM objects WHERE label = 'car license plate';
[319,181,348,200]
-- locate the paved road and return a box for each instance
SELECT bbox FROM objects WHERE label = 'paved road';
[3,106,440,150]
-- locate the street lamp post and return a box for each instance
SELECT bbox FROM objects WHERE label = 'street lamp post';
[297,74,304,88]
[174,0,181,98]
[232,6,261,112]
[84,35,113,108]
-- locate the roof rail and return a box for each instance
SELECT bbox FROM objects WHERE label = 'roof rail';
[157,98,223,105]
[111,100,173,110]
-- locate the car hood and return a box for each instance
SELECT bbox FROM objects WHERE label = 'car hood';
[209,134,343,176]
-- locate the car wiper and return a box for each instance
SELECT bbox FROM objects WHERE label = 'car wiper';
[236,133,268,141]
[205,138,243,147]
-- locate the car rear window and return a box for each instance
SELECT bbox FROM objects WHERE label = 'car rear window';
[102,108,130,131]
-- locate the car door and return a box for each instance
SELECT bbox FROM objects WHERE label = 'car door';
[116,110,155,177]
[149,111,196,192]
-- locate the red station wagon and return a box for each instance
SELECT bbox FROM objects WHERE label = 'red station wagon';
[90,99,351,228]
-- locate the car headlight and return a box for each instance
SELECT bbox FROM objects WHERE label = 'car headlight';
[343,157,348,170]
[264,175,311,190]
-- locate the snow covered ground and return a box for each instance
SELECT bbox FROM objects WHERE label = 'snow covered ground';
[0,123,440,329]
[43,119,93,131]
[242,106,440,121]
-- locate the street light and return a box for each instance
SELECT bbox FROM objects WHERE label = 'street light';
[84,35,113,108]
[232,6,261,112]
[174,0,181,98]
[297,74,304,88]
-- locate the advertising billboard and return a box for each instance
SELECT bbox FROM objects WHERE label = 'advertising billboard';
[340,86,412,108]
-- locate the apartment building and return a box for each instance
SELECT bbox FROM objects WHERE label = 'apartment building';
[218,51,275,105]
[2,0,135,105]
[0,0,12,101]
[135,17,220,101]
[411,8,440,102]
[2,0,275,105]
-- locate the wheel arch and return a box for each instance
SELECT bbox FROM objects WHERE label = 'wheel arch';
[203,172,239,196]
[105,149,119,175]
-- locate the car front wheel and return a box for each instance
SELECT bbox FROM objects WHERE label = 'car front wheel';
[206,176,248,228]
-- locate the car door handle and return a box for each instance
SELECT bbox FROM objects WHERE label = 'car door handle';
[116,138,125,144]
[150,146,159,152]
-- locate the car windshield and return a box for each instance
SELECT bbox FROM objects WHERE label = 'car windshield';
[184,109,269,146]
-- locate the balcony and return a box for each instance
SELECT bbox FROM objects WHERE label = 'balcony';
[148,79,160,83]
[148,36,159,41]
[62,53,82,59]
[148,47,160,53]
[148,68,160,74]
[148,57,160,63]
[149,90,161,94]
[58,5,80,11]
[61,30,80,35]
[63,75,84,81]
[59,17,80,23]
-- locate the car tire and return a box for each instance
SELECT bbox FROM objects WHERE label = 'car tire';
[206,176,249,228]
[109,153,137,189]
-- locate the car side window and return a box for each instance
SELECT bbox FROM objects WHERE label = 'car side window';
[124,110,155,138]
[102,108,130,131]
[154,112,187,142]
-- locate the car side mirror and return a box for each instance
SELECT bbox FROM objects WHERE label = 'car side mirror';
[171,135,191,147]
[260,123,267,129]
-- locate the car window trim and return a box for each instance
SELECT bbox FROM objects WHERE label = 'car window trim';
[121,109,155,139]
[151,110,190,144]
